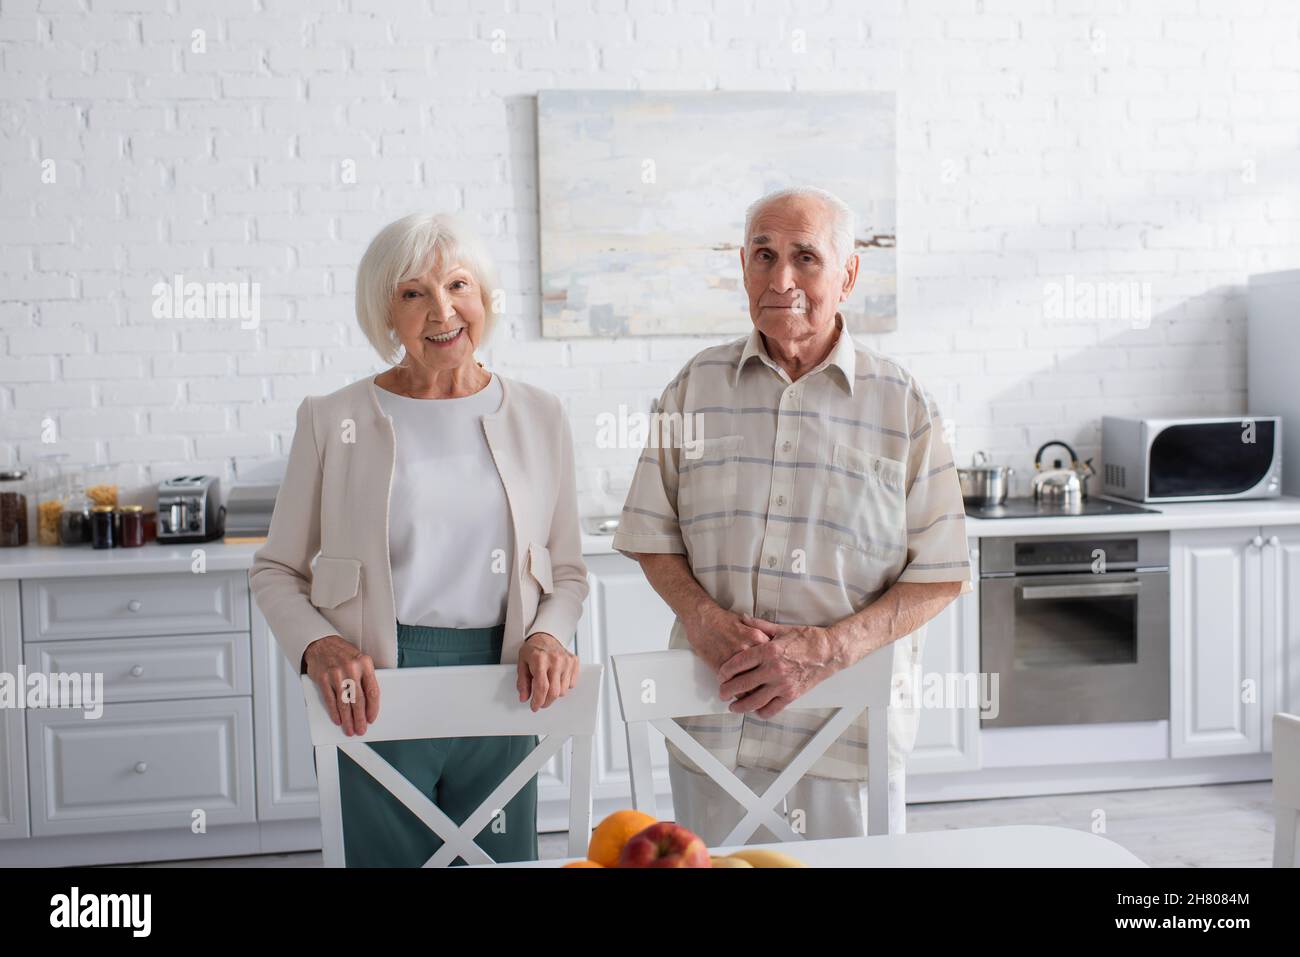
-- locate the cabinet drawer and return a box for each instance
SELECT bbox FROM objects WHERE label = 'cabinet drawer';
[26,633,251,704]
[26,697,255,837]
[21,572,249,641]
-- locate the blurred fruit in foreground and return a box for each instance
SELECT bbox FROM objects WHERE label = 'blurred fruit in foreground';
[586,809,658,868]
[562,859,604,868]
[709,855,754,868]
[616,821,710,868]
[724,848,808,868]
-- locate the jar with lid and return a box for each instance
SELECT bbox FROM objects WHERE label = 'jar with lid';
[91,505,116,549]
[59,480,94,545]
[32,452,69,546]
[0,470,30,547]
[84,464,121,545]
[120,505,146,548]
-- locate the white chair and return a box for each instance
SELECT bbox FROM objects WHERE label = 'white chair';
[301,663,602,867]
[611,648,894,844]
[1274,712,1300,867]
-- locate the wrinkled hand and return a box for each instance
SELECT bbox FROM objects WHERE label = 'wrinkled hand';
[305,634,381,736]
[717,614,839,718]
[516,632,579,711]
[683,603,771,672]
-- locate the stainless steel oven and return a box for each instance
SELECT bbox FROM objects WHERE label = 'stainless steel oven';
[979,531,1170,728]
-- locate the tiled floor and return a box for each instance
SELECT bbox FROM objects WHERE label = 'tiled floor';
[113,781,1277,868]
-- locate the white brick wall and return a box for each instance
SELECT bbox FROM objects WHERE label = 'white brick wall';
[2,0,1299,513]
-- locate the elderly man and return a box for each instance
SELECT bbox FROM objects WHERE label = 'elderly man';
[611,185,972,842]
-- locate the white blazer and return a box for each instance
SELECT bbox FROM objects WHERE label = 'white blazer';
[249,371,589,674]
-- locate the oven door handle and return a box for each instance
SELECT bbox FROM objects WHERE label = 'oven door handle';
[1019,581,1142,599]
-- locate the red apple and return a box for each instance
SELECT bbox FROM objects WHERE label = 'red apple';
[616,821,711,868]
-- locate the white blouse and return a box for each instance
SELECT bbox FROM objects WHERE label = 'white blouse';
[373,373,511,629]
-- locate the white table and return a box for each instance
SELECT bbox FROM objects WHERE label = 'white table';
[479,825,1147,867]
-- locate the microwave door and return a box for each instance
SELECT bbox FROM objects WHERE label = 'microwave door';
[1147,420,1277,499]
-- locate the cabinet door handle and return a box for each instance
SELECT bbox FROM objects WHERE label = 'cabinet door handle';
[130,665,144,678]
[1251,535,1264,548]
[1269,535,1280,547]
[134,762,148,774]
[127,599,142,612]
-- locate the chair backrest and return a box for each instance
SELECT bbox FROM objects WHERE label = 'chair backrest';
[1273,712,1300,867]
[611,648,893,845]
[300,663,602,867]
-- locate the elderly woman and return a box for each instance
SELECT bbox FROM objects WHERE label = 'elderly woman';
[250,212,588,866]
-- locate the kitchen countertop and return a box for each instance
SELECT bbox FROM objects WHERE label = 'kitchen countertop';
[961,495,1300,538]
[1,499,1298,578]
[0,534,624,579]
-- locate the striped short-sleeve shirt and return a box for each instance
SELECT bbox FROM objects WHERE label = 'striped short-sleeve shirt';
[611,313,973,782]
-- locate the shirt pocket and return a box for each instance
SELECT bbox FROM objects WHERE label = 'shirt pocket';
[310,555,364,644]
[678,434,742,533]
[822,443,909,562]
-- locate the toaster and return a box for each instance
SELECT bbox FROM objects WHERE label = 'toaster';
[157,476,226,543]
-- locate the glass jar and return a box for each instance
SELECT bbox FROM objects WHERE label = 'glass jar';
[84,464,120,511]
[91,505,116,549]
[0,470,30,547]
[120,505,145,548]
[141,509,158,543]
[32,453,69,546]
[59,482,94,545]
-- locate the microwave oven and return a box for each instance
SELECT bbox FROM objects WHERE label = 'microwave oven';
[1101,416,1282,502]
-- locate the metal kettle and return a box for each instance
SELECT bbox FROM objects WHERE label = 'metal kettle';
[1031,440,1095,506]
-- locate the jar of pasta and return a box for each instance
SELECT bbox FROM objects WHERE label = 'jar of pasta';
[32,453,69,546]
[84,463,120,510]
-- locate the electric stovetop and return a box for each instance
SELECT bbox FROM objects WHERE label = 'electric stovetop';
[964,497,1160,519]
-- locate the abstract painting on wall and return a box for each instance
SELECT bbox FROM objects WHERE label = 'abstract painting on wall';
[537,90,897,338]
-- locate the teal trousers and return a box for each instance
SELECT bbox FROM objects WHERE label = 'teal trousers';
[336,622,539,867]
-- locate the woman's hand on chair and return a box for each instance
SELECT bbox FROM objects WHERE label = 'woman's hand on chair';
[305,635,381,736]
[517,632,578,712]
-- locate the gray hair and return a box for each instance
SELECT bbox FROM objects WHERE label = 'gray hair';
[355,212,499,365]
[742,186,856,266]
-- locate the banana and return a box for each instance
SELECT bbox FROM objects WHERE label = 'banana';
[724,848,809,868]
[709,855,754,868]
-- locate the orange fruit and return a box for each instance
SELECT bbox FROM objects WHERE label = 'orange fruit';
[587,809,658,868]
[563,859,604,868]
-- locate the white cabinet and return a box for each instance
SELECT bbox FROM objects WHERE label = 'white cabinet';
[251,604,320,821]
[1262,525,1300,751]
[20,571,249,641]
[1,569,260,860]
[572,552,677,816]
[907,548,981,774]
[0,581,28,840]
[1170,525,1297,758]
[27,632,251,703]
[26,697,256,837]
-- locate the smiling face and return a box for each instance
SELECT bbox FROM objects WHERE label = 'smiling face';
[740,193,857,346]
[387,257,487,374]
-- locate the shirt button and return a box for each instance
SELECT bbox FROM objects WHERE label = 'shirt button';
[766,555,777,568]
[781,441,792,452]
[775,494,786,507]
